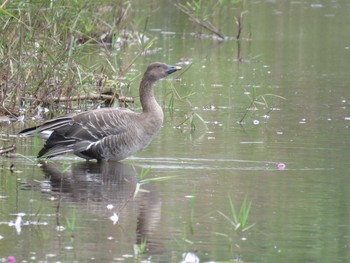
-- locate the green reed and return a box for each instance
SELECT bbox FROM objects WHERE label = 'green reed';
[133,238,147,257]
[133,166,177,198]
[217,194,254,232]
[239,85,286,124]
[0,0,155,115]
[65,207,77,233]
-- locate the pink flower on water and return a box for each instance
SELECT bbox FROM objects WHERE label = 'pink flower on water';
[277,163,286,170]
[7,256,16,263]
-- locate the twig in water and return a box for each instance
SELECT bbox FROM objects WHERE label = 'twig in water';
[175,2,225,40]
[235,11,248,40]
[0,145,16,155]
[31,93,134,104]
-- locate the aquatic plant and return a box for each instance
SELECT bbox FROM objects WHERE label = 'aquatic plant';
[217,194,254,232]
[133,166,177,198]
[239,85,286,124]
[133,238,147,257]
[65,208,77,234]
[163,70,208,132]
[174,189,196,247]
[176,111,208,132]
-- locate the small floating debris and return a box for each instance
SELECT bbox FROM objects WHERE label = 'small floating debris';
[110,212,119,225]
[8,213,24,234]
[2,213,49,235]
[7,256,15,263]
[299,118,306,124]
[181,252,199,263]
[277,163,286,170]
[253,120,260,125]
[203,105,216,111]
[56,225,65,232]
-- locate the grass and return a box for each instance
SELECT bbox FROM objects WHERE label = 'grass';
[133,238,147,257]
[182,187,196,244]
[217,194,254,232]
[239,85,286,124]
[133,166,178,198]
[175,111,208,132]
[0,0,155,116]
[65,207,77,233]
[163,73,208,132]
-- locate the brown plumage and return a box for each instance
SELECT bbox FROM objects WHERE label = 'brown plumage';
[19,62,182,161]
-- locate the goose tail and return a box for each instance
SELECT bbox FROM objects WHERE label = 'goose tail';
[18,117,72,139]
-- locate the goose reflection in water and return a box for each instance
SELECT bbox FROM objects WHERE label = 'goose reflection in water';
[40,161,164,257]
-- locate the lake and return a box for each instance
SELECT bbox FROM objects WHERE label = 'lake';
[1,0,350,262]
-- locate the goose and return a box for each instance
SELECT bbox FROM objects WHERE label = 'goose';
[19,62,182,161]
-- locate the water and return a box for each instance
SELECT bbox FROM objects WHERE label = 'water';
[1,0,350,262]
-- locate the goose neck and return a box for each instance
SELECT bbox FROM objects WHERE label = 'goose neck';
[139,79,160,113]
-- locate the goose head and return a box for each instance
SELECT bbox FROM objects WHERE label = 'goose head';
[144,62,182,82]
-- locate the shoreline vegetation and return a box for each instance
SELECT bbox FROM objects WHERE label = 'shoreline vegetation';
[0,0,149,118]
[1,0,246,120]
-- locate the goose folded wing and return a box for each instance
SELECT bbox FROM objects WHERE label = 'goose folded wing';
[38,108,139,158]
[70,108,138,140]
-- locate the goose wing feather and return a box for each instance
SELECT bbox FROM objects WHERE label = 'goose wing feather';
[36,107,140,159]
[71,107,138,140]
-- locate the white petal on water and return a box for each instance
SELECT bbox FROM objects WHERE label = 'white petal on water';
[181,252,199,263]
[110,212,119,224]
[56,226,65,231]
